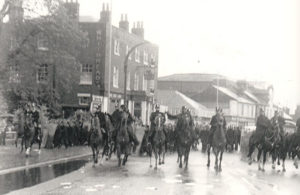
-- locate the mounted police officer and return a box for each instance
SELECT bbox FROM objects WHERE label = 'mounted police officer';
[167,106,196,138]
[149,104,166,143]
[30,103,42,141]
[209,107,226,145]
[115,105,139,152]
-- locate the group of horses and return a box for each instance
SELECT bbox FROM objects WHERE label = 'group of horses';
[139,113,241,171]
[247,120,300,172]
[53,111,132,167]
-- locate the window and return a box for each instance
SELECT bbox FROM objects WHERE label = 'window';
[37,33,49,51]
[114,39,120,55]
[82,64,92,72]
[37,64,48,83]
[143,51,148,65]
[150,54,156,67]
[134,72,139,90]
[142,74,147,91]
[113,66,119,88]
[135,48,140,62]
[9,64,20,83]
[80,64,92,85]
[82,31,89,48]
[149,80,155,93]
[96,30,101,40]
[126,45,131,60]
[78,93,91,106]
[127,72,130,90]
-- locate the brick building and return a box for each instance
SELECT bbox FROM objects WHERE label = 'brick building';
[1,1,158,125]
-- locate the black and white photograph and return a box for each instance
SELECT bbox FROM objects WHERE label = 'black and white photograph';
[0,0,299,194]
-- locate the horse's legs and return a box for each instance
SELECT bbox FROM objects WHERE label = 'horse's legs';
[207,145,211,168]
[185,147,190,169]
[219,150,223,172]
[91,146,96,166]
[214,150,219,171]
[262,150,267,172]
[248,143,255,165]
[154,148,158,169]
[257,148,262,170]
[272,150,276,170]
[162,146,165,164]
[95,146,99,164]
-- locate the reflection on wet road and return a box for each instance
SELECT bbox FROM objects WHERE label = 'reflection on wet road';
[7,152,300,195]
[0,159,88,194]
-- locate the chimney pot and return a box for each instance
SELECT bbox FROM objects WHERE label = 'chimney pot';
[102,3,105,11]
[106,3,109,11]
[125,14,128,21]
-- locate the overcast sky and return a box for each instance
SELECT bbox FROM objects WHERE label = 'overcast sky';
[79,0,300,112]
[1,0,299,112]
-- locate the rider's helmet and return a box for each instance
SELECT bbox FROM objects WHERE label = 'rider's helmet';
[120,104,126,111]
[155,104,160,111]
[181,106,187,113]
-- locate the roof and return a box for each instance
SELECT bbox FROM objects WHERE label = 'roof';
[244,91,262,104]
[213,85,254,104]
[79,16,98,22]
[157,89,214,117]
[158,73,225,82]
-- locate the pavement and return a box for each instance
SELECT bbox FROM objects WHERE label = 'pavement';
[7,151,300,195]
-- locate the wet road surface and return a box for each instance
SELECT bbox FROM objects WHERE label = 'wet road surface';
[6,151,300,195]
[0,159,88,194]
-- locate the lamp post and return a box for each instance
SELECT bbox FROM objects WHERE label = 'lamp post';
[123,41,150,107]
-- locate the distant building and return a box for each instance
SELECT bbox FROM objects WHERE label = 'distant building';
[157,89,213,123]
[158,73,232,97]
[192,85,256,126]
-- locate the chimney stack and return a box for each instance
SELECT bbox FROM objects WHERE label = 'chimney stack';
[131,21,144,39]
[100,3,111,23]
[119,14,129,31]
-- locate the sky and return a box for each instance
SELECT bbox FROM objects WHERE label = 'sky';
[81,0,300,112]
[1,0,299,112]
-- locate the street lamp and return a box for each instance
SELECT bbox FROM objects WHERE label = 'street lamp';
[123,41,150,107]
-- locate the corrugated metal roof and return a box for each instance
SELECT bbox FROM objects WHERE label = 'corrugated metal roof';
[213,85,254,104]
[244,91,261,104]
[158,73,225,82]
[157,89,214,117]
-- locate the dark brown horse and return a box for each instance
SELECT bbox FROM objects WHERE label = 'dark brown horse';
[101,114,115,161]
[89,115,103,166]
[152,114,166,169]
[116,112,130,167]
[23,115,38,157]
[176,114,194,169]
[207,114,226,172]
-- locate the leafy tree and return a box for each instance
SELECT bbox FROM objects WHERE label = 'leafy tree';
[0,0,84,113]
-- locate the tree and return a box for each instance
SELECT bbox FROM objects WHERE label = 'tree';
[0,0,84,112]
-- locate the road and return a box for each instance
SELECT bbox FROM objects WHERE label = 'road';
[7,150,300,195]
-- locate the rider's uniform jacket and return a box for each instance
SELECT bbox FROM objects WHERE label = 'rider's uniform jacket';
[210,114,226,131]
[31,110,39,125]
[95,110,106,129]
[111,109,120,127]
[167,112,194,131]
[256,115,270,132]
[150,111,166,131]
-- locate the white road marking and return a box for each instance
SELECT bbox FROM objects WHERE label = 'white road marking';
[112,185,120,189]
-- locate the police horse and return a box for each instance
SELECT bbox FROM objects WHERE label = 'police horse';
[207,115,226,172]
[116,112,131,167]
[176,114,194,169]
[89,115,103,166]
[248,121,287,172]
[152,114,166,169]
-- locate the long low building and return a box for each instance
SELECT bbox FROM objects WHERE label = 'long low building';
[156,89,214,120]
